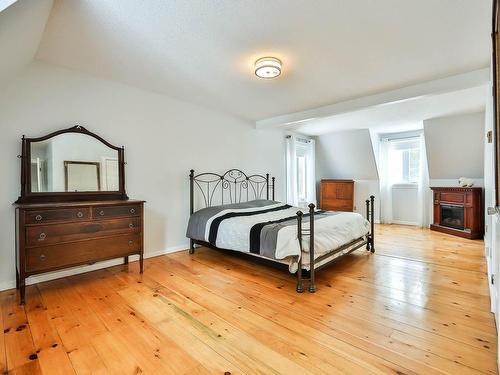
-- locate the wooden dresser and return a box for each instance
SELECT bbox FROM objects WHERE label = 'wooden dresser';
[430,187,483,239]
[320,179,354,212]
[15,200,144,304]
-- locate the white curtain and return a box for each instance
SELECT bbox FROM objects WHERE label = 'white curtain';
[417,133,431,228]
[285,135,299,206]
[306,139,317,207]
[285,135,316,207]
[379,138,393,224]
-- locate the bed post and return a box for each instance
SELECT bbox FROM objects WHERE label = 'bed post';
[308,203,316,293]
[296,211,304,293]
[271,177,275,200]
[370,195,375,253]
[189,169,195,254]
[365,199,371,251]
[266,173,270,200]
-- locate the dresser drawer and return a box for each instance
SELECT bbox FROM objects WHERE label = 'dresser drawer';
[322,202,353,212]
[25,208,90,224]
[26,234,141,273]
[26,217,142,247]
[92,204,141,219]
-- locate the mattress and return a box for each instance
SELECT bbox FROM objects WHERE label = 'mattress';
[186,200,370,272]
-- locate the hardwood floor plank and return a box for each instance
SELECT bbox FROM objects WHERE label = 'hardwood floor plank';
[112,270,317,375]
[164,253,493,374]
[186,249,496,354]
[66,271,204,375]
[38,277,109,343]
[24,287,76,375]
[1,224,496,374]
[0,288,7,374]
[119,275,372,375]
[0,288,39,372]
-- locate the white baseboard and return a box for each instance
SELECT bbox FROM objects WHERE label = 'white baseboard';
[392,220,419,226]
[0,243,189,292]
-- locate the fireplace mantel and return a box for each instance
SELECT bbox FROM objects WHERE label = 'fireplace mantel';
[430,187,483,239]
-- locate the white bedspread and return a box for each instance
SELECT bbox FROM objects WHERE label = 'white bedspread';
[212,207,369,259]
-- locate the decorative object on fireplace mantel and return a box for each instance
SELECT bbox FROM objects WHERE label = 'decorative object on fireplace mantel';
[458,177,475,187]
[430,187,483,239]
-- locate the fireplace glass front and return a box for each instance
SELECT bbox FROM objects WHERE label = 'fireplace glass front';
[440,204,464,230]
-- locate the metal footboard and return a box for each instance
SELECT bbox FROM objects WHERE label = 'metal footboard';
[296,195,375,293]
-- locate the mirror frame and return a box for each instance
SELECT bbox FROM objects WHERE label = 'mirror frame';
[16,125,128,203]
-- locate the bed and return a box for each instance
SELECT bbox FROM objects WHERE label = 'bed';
[187,169,375,293]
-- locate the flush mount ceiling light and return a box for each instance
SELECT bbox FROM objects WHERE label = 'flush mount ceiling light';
[254,57,282,79]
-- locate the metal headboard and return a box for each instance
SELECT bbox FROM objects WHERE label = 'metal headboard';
[189,169,275,214]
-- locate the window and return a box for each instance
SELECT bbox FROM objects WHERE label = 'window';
[387,138,420,184]
[296,147,308,204]
[285,135,316,207]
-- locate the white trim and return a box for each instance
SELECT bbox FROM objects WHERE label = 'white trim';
[0,0,17,12]
[392,220,419,226]
[256,68,489,128]
[392,183,418,189]
[0,243,189,292]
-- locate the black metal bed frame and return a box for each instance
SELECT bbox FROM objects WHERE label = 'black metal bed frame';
[188,168,375,293]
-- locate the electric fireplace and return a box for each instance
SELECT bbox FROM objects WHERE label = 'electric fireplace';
[440,204,464,230]
[430,187,483,239]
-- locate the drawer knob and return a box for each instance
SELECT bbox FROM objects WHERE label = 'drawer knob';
[128,240,133,245]
[39,254,46,261]
[77,211,84,218]
[38,232,46,241]
[129,223,134,228]
[99,210,105,216]
[130,208,136,214]
[35,215,43,221]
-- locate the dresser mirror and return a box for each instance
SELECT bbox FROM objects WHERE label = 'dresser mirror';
[16,125,128,203]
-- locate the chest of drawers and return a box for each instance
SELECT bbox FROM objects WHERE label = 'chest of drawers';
[320,179,354,212]
[15,200,145,304]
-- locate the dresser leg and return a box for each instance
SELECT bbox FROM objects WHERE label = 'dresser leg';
[124,256,129,265]
[139,253,144,273]
[16,269,20,289]
[19,280,25,305]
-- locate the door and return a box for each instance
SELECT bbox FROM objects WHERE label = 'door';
[485,84,496,315]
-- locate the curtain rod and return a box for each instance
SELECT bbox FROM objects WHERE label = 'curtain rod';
[380,133,424,141]
[286,135,312,143]
[384,135,421,142]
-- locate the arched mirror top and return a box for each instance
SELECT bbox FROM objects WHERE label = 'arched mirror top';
[16,125,128,203]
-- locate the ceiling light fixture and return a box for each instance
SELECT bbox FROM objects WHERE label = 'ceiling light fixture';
[255,57,282,79]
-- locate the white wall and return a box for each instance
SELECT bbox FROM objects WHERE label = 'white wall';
[0,61,285,290]
[429,178,484,188]
[424,111,485,180]
[316,129,379,180]
[392,184,418,225]
[316,129,380,221]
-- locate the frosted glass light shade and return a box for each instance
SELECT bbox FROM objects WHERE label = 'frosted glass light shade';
[254,57,282,79]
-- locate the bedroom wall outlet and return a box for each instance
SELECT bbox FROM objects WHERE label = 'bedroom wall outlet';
[487,130,493,143]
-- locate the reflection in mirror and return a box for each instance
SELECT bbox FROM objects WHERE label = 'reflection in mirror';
[30,133,119,193]
[65,161,100,192]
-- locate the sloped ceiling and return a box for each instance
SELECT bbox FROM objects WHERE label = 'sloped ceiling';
[0,0,53,85]
[35,0,491,121]
[424,112,485,179]
[316,129,378,180]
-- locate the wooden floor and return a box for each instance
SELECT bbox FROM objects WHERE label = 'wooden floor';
[0,225,497,374]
